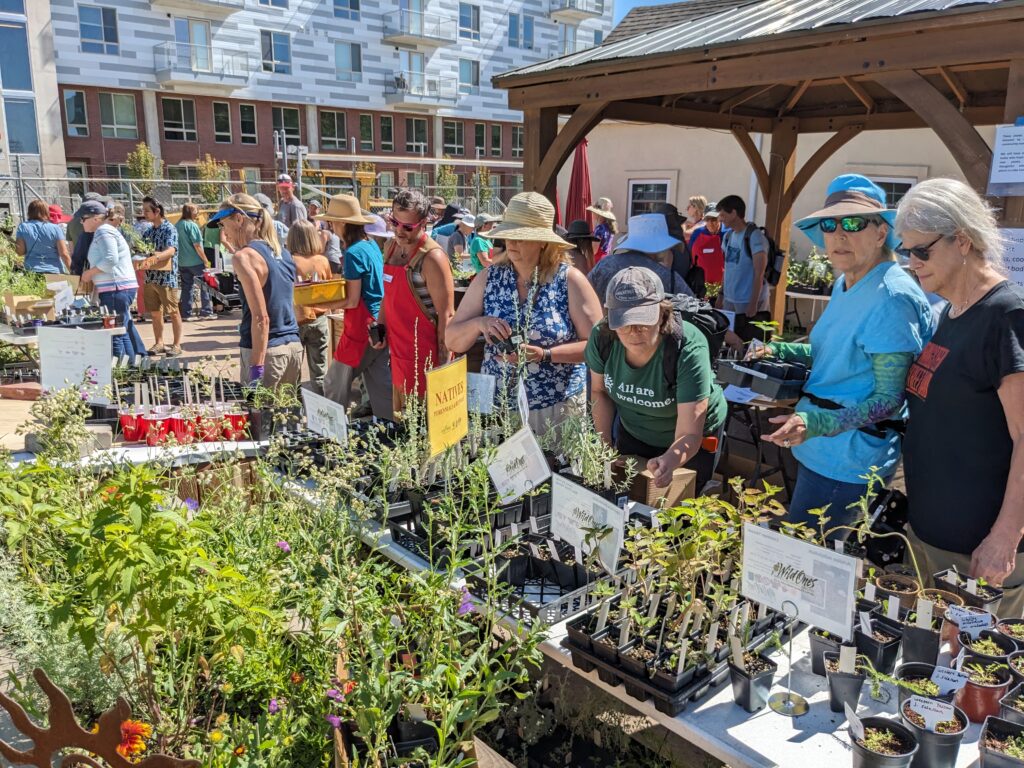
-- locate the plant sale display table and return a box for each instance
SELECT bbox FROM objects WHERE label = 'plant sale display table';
[784,290,831,329]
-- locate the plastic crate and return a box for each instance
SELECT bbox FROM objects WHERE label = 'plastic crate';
[294,279,346,306]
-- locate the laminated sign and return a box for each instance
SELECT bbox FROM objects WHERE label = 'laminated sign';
[550,474,624,574]
[426,356,468,456]
[301,388,348,444]
[487,427,551,500]
[38,326,113,405]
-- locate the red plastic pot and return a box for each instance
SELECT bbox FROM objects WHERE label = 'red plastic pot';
[118,410,143,442]
[167,413,197,444]
[196,415,223,442]
[222,411,249,440]
[954,653,1012,723]
[140,415,169,446]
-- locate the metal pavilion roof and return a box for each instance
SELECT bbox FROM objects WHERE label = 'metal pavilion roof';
[501,0,1014,79]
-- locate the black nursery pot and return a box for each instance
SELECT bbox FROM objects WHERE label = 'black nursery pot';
[960,629,1018,663]
[824,652,865,714]
[728,654,777,713]
[979,716,1024,768]
[850,717,919,768]
[566,612,600,652]
[999,683,1024,727]
[894,662,954,709]
[877,613,940,667]
[592,626,622,665]
[899,701,967,768]
[855,620,903,675]
[998,620,1024,652]
[809,628,843,676]
[651,652,700,693]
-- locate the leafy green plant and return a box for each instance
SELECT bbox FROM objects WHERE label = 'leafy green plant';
[966,662,1008,686]
[126,143,163,195]
[196,154,231,204]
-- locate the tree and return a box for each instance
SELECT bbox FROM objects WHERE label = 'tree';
[196,154,231,204]
[435,160,458,202]
[125,144,163,196]
[474,166,493,206]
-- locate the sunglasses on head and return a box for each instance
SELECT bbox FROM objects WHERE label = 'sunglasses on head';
[386,213,425,233]
[895,234,946,262]
[817,216,878,234]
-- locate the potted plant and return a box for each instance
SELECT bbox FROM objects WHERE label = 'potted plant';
[980,716,1024,767]
[961,630,1018,663]
[919,588,963,612]
[824,651,866,714]
[809,627,846,676]
[877,604,940,666]
[942,605,993,655]
[1001,684,1024,727]
[999,620,1024,651]
[728,650,777,713]
[849,716,919,768]
[1010,652,1024,687]
[955,656,1012,723]
[892,662,954,707]
[899,700,968,768]
[855,617,902,675]
[934,568,1004,612]
[875,573,920,612]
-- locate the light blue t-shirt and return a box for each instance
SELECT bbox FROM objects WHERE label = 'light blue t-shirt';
[722,225,770,309]
[15,220,66,273]
[343,238,384,319]
[792,261,934,483]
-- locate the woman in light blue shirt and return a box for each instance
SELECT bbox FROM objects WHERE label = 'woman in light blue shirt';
[15,199,69,274]
[759,175,934,536]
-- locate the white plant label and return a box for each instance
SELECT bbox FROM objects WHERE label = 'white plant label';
[859,611,874,637]
[665,593,678,619]
[839,644,858,674]
[864,582,877,602]
[466,372,496,414]
[516,379,530,427]
[704,631,718,655]
[529,516,539,534]
[845,703,865,742]
[966,578,978,595]
[757,602,769,620]
[947,605,972,624]
[647,593,662,621]
[573,544,583,564]
[596,600,611,633]
[930,665,969,696]
[730,637,745,667]
[916,599,934,629]
[908,695,955,732]
[486,428,551,501]
[302,388,348,444]
[833,539,843,552]
[886,599,901,621]
[676,637,689,675]
[959,612,992,639]
[955,647,967,671]
[546,541,561,562]
[618,620,631,649]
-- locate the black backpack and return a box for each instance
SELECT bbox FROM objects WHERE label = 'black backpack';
[594,294,730,390]
[742,223,785,287]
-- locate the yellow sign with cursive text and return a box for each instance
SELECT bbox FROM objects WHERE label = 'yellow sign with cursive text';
[426,356,468,456]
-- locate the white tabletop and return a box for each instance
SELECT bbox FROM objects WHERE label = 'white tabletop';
[785,291,832,302]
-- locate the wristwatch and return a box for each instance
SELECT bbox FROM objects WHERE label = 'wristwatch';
[543,348,552,363]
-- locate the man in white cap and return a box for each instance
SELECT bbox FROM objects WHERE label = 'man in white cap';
[445,212,476,264]
[275,173,307,229]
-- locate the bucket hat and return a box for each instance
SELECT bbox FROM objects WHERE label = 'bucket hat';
[564,219,599,242]
[314,194,375,225]
[605,267,665,330]
[796,174,899,249]
[613,214,682,255]
[365,213,394,240]
[487,192,572,248]
[586,196,616,222]
[48,204,72,224]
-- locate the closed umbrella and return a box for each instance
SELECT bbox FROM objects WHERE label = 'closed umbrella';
[565,138,593,229]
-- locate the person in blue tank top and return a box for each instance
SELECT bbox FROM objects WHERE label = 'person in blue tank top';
[758,175,935,538]
[207,194,302,390]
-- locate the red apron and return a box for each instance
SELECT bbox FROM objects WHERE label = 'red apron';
[333,299,372,366]
[383,239,438,398]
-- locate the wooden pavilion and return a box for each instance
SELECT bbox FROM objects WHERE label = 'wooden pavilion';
[493,0,1024,319]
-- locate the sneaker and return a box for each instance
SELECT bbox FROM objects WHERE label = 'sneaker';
[198,313,216,320]
[165,345,182,357]
[147,344,166,355]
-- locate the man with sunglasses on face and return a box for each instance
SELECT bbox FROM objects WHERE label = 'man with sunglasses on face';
[374,189,455,411]
[717,194,772,342]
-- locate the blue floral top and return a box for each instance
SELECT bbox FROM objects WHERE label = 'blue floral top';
[482,262,584,410]
[143,220,179,288]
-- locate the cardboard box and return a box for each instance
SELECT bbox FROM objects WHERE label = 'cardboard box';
[619,456,697,508]
[328,313,344,355]
[44,273,80,293]
[4,292,55,321]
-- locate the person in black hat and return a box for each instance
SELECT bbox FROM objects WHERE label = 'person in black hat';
[656,202,696,292]
[564,219,599,274]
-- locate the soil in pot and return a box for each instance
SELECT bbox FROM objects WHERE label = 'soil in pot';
[954,655,1012,723]
[824,652,865,714]
[592,627,622,665]
[894,663,952,708]
[981,717,1024,767]
[919,588,963,612]
[960,629,1017,663]
[1010,653,1024,687]
[566,612,600,652]
[851,718,918,768]
[728,652,777,713]
[619,640,657,678]
[899,701,967,768]
[1000,620,1024,651]
[652,650,702,692]
[876,574,921,612]
[809,627,843,676]
[855,621,903,675]
[941,605,992,654]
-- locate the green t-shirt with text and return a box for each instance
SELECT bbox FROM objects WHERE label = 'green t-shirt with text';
[585,322,727,449]
[176,219,205,267]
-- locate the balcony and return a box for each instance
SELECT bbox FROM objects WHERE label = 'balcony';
[382,10,456,47]
[549,0,604,23]
[153,42,256,93]
[384,71,458,110]
[151,0,244,16]
[550,40,595,58]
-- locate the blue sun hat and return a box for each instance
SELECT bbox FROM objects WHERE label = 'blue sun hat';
[796,174,899,250]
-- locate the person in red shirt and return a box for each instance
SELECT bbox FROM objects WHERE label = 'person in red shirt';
[686,203,725,285]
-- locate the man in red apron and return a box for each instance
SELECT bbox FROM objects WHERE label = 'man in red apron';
[688,203,725,285]
[374,189,455,413]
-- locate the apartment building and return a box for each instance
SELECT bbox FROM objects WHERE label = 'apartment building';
[36,0,612,199]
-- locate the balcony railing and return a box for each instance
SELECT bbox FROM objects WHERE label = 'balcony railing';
[549,0,604,20]
[384,71,458,103]
[153,42,255,88]
[551,40,594,58]
[383,10,456,45]
[152,0,244,13]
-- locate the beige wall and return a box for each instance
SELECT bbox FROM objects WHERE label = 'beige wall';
[559,121,998,256]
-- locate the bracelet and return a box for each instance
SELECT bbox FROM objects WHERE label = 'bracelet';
[543,348,552,364]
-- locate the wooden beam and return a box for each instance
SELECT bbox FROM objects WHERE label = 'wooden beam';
[782,124,864,214]
[938,66,969,107]
[731,125,770,200]
[532,101,608,202]
[799,105,1003,132]
[779,80,812,116]
[840,76,875,113]
[718,84,775,113]
[872,69,993,191]
[602,102,773,133]
[523,107,559,201]
[1002,58,1024,225]
[504,21,1024,110]
[765,119,799,324]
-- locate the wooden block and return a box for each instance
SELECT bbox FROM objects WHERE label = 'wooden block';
[0,381,42,401]
[619,455,696,507]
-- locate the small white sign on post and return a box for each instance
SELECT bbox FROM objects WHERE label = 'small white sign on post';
[845,702,865,742]
[486,427,551,500]
[467,372,496,415]
[930,665,969,696]
[301,388,348,444]
[741,523,858,640]
[988,125,1024,196]
[38,326,113,405]
[516,379,530,427]
[550,473,624,575]
[908,695,956,732]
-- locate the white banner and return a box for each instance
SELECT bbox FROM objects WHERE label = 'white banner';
[550,474,624,575]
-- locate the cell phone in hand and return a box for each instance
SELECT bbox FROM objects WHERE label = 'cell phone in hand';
[369,323,386,345]
[493,333,522,356]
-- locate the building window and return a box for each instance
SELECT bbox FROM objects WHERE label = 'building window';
[508,13,534,49]
[63,90,88,138]
[458,3,480,41]
[261,30,291,74]
[869,176,916,207]
[490,124,501,157]
[377,170,395,194]
[105,163,131,198]
[258,0,287,7]
[168,165,201,199]
[407,171,429,190]
[243,167,261,195]
[333,0,359,19]
[0,22,31,90]
[628,179,671,217]
[66,163,87,199]
[335,42,362,82]
[98,92,137,139]
[213,102,231,143]
[594,29,603,45]
[320,110,346,151]
[443,120,463,156]
[272,106,301,147]
[475,123,485,156]
[161,97,197,142]
[359,114,373,152]
[0,1,26,12]
[379,115,393,152]
[509,174,524,193]
[406,118,427,154]
[458,59,479,94]
[78,5,118,55]
[239,104,257,144]
[512,126,523,159]
[4,97,37,154]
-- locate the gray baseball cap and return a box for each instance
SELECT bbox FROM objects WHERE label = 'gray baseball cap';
[605,267,664,330]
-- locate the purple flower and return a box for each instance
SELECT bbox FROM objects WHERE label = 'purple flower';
[326,688,344,702]
[457,586,475,616]
[268,698,280,715]
[325,714,342,729]
[184,497,199,513]
[275,540,291,554]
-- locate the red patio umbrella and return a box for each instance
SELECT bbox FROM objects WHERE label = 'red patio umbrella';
[565,138,593,230]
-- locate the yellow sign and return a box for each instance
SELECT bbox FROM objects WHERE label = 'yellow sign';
[426,356,468,456]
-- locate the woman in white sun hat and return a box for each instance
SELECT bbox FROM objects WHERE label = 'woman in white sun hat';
[447,192,603,435]
[587,196,618,263]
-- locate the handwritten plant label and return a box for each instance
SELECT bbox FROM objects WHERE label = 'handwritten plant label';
[930,665,969,696]
[487,428,551,500]
[959,612,993,639]
[946,605,972,623]
[845,702,865,742]
[550,474,624,575]
[466,372,496,414]
[301,388,348,444]
[908,695,955,732]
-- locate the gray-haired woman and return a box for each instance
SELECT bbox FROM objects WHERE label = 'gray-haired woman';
[898,178,1024,616]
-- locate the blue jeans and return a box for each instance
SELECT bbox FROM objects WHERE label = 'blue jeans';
[98,288,147,360]
[178,264,213,318]
[785,463,877,541]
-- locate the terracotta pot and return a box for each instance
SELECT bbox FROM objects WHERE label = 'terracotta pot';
[875,573,921,612]
[953,653,1012,723]
[919,588,964,611]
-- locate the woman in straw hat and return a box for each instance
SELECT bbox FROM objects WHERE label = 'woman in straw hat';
[758,174,934,534]
[206,193,303,390]
[586,196,617,264]
[315,194,392,418]
[447,192,603,435]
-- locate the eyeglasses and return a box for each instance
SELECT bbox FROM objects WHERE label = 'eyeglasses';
[895,234,946,262]
[386,213,425,233]
[818,216,877,234]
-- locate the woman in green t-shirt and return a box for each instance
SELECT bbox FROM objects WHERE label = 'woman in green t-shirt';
[585,266,727,492]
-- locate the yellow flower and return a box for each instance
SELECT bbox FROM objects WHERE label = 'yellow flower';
[210,730,224,743]
[221,683,234,694]
[215,713,229,727]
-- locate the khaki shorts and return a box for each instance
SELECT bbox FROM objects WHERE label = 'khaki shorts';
[144,283,181,315]
[240,342,304,391]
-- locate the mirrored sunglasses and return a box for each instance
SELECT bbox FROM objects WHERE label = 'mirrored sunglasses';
[818,216,877,234]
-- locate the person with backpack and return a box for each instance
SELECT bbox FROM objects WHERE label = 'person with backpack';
[718,194,776,341]
[586,267,727,491]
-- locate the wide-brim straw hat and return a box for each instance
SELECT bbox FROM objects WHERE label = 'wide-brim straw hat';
[586,196,616,222]
[796,174,899,250]
[315,193,375,225]
[487,192,572,248]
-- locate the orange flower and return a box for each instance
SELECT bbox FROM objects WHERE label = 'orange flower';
[290,672,305,685]
[341,680,357,696]
[233,745,246,756]
[117,719,152,759]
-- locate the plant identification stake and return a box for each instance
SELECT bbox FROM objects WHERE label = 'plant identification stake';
[845,703,865,742]
[859,611,873,637]
[908,695,955,732]
[596,599,611,633]
[886,599,901,621]
[930,665,969,695]
[301,388,348,444]
[966,578,978,595]
[839,644,858,674]
[516,379,529,427]
[959,612,992,639]
[730,637,745,668]
[676,638,689,675]
[864,582,877,601]
[916,599,934,629]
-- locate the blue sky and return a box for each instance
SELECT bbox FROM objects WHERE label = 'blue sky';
[614,0,678,24]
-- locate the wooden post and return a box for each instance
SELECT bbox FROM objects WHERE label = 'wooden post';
[523,107,559,203]
[1003,59,1024,226]
[765,119,798,325]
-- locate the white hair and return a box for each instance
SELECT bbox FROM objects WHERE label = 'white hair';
[895,178,1006,272]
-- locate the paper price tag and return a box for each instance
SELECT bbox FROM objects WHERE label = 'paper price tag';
[859,611,874,636]
[845,702,865,742]
[908,695,955,732]
[916,599,934,629]
[839,644,858,674]
[959,612,992,639]
[864,582,877,602]
[930,665,969,696]
[886,599,901,620]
